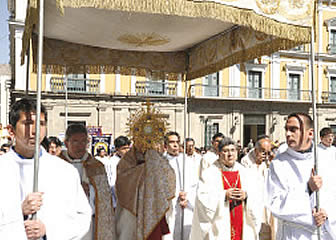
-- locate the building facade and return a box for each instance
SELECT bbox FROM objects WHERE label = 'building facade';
[8,0,336,148]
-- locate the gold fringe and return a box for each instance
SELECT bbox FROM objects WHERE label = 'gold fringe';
[23,0,312,80]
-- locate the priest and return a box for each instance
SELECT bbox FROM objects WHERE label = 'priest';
[190,137,261,240]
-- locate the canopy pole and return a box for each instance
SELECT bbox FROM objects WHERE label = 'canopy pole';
[310,19,321,240]
[32,0,45,219]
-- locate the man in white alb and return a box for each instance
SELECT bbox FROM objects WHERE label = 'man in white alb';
[266,113,336,239]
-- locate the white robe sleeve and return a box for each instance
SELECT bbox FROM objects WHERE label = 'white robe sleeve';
[266,161,314,227]
[41,167,92,240]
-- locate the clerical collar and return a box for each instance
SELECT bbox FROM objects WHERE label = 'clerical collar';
[218,161,235,171]
[64,151,88,163]
[297,144,313,154]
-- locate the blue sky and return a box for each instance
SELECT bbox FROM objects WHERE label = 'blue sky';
[0,0,10,64]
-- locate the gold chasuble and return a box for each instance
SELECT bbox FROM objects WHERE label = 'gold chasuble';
[222,171,243,240]
[116,147,175,240]
[59,151,115,240]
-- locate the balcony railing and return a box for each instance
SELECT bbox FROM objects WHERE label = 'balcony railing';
[189,84,312,101]
[322,91,336,103]
[50,77,100,94]
[135,80,177,97]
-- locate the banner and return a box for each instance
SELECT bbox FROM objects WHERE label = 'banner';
[91,135,112,156]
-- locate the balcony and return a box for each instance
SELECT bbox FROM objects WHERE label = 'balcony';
[189,84,312,102]
[50,77,100,94]
[322,91,336,103]
[135,80,177,97]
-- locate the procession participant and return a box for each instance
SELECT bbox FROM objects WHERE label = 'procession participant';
[180,137,202,240]
[59,124,114,240]
[241,135,276,240]
[163,131,192,240]
[105,136,131,208]
[0,98,92,239]
[115,103,175,240]
[190,137,261,240]
[318,127,336,157]
[201,132,225,169]
[266,113,336,239]
[47,136,62,156]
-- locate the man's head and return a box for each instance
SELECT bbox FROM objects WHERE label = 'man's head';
[114,136,131,158]
[48,136,62,156]
[1,143,11,153]
[254,135,273,164]
[96,147,107,157]
[285,113,313,152]
[211,132,225,152]
[64,124,89,159]
[185,138,195,156]
[8,98,47,158]
[164,131,180,156]
[218,137,238,168]
[320,127,334,147]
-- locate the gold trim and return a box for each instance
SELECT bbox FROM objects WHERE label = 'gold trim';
[117,33,170,47]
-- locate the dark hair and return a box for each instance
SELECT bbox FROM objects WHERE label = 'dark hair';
[96,146,106,155]
[114,136,131,149]
[212,132,225,141]
[218,137,237,152]
[48,136,62,147]
[320,127,333,138]
[287,112,313,147]
[9,98,47,128]
[164,131,180,145]
[65,124,87,141]
[185,137,195,144]
[1,143,11,149]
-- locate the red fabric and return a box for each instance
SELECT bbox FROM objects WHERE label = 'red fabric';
[222,171,243,240]
[147,216,170,240]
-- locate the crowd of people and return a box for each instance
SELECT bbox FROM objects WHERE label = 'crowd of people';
[0,98,336,240]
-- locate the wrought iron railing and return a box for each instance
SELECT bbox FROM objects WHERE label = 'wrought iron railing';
[50,77,100,94]
[189,84,312,101]
[322,91,336,103]
[135,80,177,96]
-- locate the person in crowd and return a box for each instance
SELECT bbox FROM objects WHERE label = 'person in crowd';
[0,98,92,239]
[47,136,62,156]
[115,105,175,240]
[1,143,11,153]
[179,137,202,239]
[0,123,10,145]
[318,127,336,153]
[201,132,225,168]
[190,137,261,239]
[163,131,188,240]
[266,113,336,239]
[95,146,108,164]
[241,135,276,239]
[105,136,131,208]
[59,124,114,240]
[241,135,274,168]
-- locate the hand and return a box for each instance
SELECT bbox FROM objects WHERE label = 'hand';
[313,208,327,227]
[22,192,44,215]
[178,191,187,209]
[226,188,246,201]
[24,219,46,240]
[308,169,323,192]
[179,199,188,209]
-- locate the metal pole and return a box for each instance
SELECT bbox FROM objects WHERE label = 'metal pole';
[32,0,44,220]
[310,20,321,240]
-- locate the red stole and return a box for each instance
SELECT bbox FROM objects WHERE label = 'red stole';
[147,217,170,240]
[222,171,243,240]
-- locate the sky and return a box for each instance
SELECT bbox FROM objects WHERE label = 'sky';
[0,0,10,64]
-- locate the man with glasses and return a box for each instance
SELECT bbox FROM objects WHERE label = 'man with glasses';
[241,135,275,240]
[59,124,114,240]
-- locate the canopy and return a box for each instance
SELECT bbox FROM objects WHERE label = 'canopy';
[23,0,313,80]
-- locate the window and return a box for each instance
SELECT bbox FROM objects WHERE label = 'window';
[148,80,165,95]
[205,122,219,148]
[67,74,86,92]
[248,71,262,99]
[204,72,219,97]
[330,30,336,54]
[291,45,304,51]
[330,77,336,102]
[288,73,300,100]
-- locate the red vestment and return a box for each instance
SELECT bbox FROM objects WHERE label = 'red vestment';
[222,171,243,240]
[147,217,170,240]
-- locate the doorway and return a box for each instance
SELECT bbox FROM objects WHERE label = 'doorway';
[243,114,265,147]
